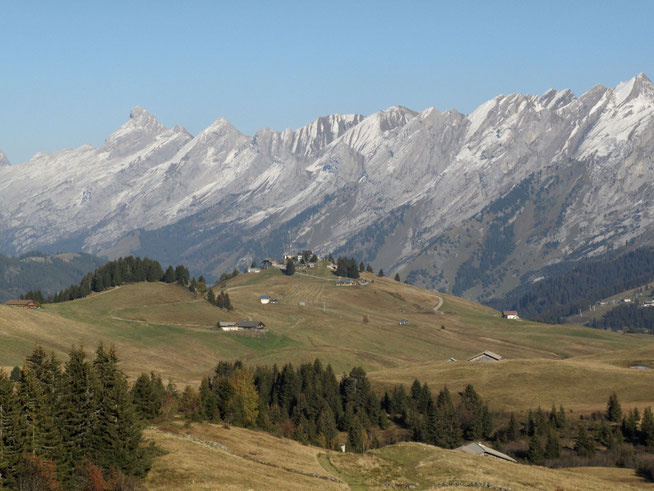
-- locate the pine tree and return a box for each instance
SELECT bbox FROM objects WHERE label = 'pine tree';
[0,373,21,487]
[434,387,462,448]
[544,429,561,459]
[394,273,400,282]
[366,264,373,273]
[163,265,176,283]
[606,392,622,422]
[377,269,384,277]
[207,288,216,305]
[224,292,233,311]
[285,258,296,276]
[574,426,595,457]
[92,345,149,476]
[641,407,654,447]
[359,261,365,272]
[347,416,365,453]
[528,434,545,464]
[505,412,519,441]
[57,347,98,479]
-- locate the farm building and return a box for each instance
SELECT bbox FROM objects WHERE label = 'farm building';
[456,442,516,463]
[467,350,502,362]
[5,299,39,309]
[218,322,239,332]
[260,295,271,304]
[237,321,266,330]
[336,278,355,286]
[247,267,261,273]
[501,310,519,319]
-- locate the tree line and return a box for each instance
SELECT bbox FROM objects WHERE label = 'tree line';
[21,256,191,304]
[491,248,654,323]
[0,345,162,489]
[590,304,654,333]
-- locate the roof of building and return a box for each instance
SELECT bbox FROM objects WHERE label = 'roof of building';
[502,310,518,315]
[5,299,36,306]
[259,295,270,299]
[467,350,502,361]
[219,321,237,327]
[237,321,265,328]
[456,442,516,463]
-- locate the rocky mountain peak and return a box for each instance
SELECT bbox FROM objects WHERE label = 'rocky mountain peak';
[0,150,10,167]
[613,72,654,106]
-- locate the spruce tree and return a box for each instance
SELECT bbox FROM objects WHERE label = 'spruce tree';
[606,393,622,422]
[544,429,561,459]
[163,265,176,283]
[574,426,595,457]
[641,407,654,447]
[377,269,384,277]
[347,416,365,453]
[57,347,98,479]
[93,345,149,476]
[394,273,400,281]
[359,261,364,272]
[528,434,545,464]
[285,258,296,276]
[506,413,519,441]
[207,288,216,306]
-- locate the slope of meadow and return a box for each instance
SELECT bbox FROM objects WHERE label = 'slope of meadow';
[144,422,651,490]
[1,261,653,411]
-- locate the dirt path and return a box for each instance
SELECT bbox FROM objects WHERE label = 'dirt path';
[433,295,444,313]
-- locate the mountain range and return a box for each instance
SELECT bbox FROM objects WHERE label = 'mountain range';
[1,73,654,301]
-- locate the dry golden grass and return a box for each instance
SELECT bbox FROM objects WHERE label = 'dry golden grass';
[326,442,652,490]
[144,423,652,490]
[1,262,653,412]
[143,422,345,490]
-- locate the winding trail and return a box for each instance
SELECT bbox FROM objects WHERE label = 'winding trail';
[433,295,444,313]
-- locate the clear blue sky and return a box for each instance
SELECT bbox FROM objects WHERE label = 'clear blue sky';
[2,1,653,164]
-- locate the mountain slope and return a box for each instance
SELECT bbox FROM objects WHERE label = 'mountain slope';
[2,74,654,299]
[0,252,106,302]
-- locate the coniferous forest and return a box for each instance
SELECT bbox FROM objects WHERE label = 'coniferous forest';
[3,348,654,487]
[492,248,654,323]
[19,256,191,304]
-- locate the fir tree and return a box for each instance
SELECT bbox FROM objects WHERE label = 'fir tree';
[285,258,296,276]
[574,426,595,457]
[366,264,373,273]
[528,434,545,464]
[93,345,149,476]
[641,407,654,447]
[359,261,365,272]
[163,265,176,283]
[606,392,622,422]
[207,288,216,306]
[506,413,519,441]
[544,429,561,459]
[57,347,98,479]
[377,269,384,277]
[394,273,400,282]
[347,416,365,453]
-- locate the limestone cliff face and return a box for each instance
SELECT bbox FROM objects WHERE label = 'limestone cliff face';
[1,74,653,299]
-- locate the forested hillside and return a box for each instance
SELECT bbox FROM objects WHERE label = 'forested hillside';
[0,252,106,302]
[491,248,654,323]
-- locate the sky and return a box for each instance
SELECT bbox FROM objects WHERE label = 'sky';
[1,0,654,164]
